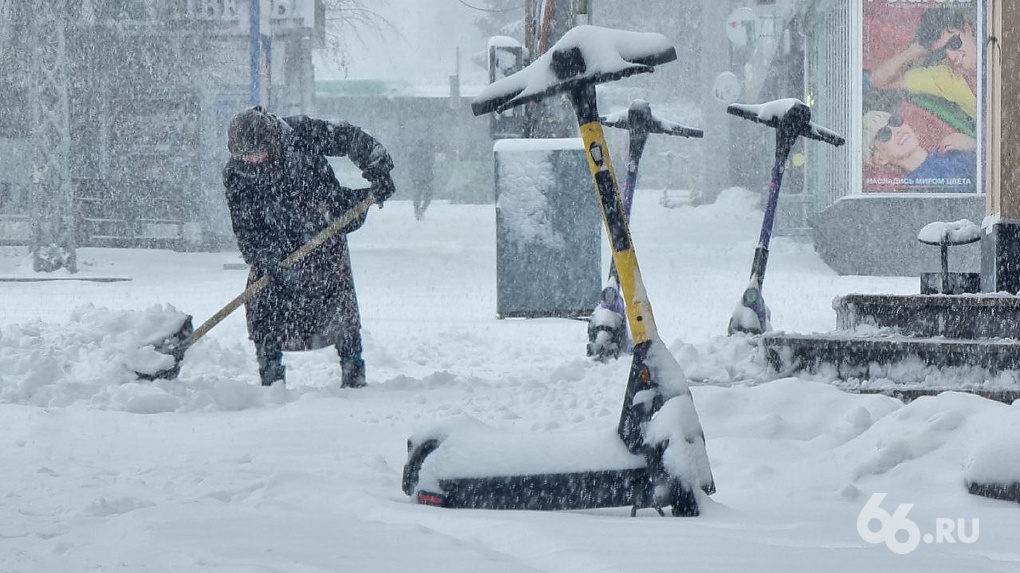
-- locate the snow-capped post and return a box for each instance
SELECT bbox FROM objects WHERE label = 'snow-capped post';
[486,36,527,139]
[726,99,845,336]
[917,219,981,295]
[464,25,715,516]
[587,100,703,361]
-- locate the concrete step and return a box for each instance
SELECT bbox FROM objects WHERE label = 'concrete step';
[761,331,1020,403]
[835,293,1020,339]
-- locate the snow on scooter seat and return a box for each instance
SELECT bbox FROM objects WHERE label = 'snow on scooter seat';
[412,416,646,494]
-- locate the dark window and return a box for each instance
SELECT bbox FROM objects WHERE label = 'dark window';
[0,81,30,137]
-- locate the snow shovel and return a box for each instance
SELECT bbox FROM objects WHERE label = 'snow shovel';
[136,194,376,380]
[404,26,714,517]
[587,99,702,361]
[726,99,844,335]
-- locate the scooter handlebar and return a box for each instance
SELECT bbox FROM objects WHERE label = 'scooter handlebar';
[599,116,704,139]
[728,103,845,147]
[659,122,704,139]
[804,123,846,147]
[726,104,779,128]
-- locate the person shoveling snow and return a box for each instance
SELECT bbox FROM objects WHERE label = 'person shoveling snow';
[133,107,398,388]
[220,107,397,388]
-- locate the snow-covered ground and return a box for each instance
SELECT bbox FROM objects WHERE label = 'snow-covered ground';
[1,190,1017,572]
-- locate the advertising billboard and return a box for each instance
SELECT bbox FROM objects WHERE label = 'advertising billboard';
[100,1,319,36]
[862,0,981,193]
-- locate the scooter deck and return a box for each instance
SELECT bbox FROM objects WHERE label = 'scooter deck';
[417,467,648,510]
[404,421,654,511]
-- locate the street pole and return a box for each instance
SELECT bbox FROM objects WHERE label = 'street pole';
[981,0,1020,293]
[524,0,537,61]
[29,0,76,273]
[249,0,260,105]
[249,0,272,108]
[575,0,589,25]
[699,0,734,203]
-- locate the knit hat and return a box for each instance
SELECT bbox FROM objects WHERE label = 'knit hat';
[227,106,280,156]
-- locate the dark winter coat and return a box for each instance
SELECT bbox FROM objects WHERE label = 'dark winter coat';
[223,114,393,352]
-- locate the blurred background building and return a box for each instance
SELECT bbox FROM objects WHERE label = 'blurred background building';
[0,0,992,278]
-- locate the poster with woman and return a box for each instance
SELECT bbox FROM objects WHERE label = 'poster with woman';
[862,0,981,193]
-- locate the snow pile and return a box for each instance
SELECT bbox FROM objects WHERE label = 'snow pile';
[0,305,184,406]
[671,335,765,386]
[693,379,1012,501]
[964,407,1020,484]
[0,304,286,412]
[698,186,764,222]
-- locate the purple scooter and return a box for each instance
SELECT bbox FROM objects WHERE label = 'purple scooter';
[726,99,844,335]
[587,100,703,360]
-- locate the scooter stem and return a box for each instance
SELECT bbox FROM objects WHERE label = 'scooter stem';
[750,132,797,286]
[570,84,658,346]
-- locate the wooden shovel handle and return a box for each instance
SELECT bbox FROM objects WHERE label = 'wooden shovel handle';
[185,195,376,346]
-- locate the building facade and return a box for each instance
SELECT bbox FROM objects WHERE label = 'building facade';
[0,0,323,265]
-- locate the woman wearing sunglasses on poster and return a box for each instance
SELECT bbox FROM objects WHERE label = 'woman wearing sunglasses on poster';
[862,110,976,192]
[869,6,978,121]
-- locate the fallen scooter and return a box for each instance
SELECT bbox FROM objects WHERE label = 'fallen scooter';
[587,99,702,361]
[403,26,715,517]
[726,99,844,335]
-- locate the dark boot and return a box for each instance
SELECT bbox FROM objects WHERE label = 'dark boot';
[256,344,285,387]
[340,357,366,388]
[335,334,365,389]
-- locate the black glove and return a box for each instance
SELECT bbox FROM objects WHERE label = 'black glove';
[255,258,300,290]
[368,174,396,206]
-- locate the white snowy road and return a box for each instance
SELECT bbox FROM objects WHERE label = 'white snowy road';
[1,192,1017,572]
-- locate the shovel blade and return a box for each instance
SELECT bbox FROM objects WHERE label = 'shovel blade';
[135,315,194,380]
